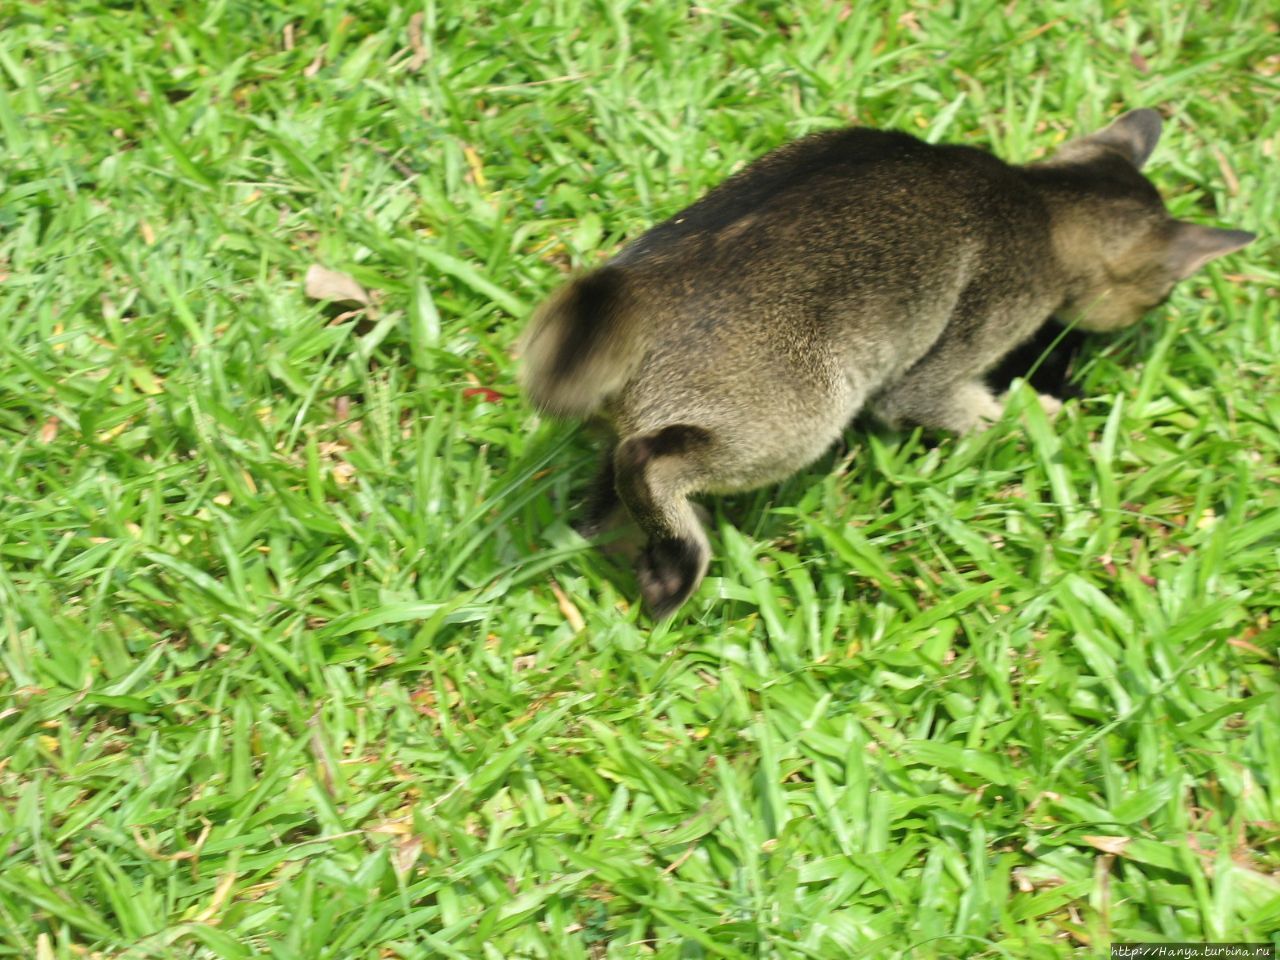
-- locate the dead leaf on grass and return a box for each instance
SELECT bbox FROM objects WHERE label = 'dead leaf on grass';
[304,44,326,78]
[407,13,428,72]
[393,835,424,879]
[305,264,371,307]
[549,579,585,632]
[1083,835,1130,856]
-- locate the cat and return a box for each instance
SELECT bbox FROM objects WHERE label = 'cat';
[519,109,1255,620]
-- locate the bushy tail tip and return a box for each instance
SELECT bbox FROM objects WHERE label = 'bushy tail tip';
[517,266,638,418]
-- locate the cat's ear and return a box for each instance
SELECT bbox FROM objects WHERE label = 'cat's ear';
[1164,222,1255,279]
[1084,109,1164,168]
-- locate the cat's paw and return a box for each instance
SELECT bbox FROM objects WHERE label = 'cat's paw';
[960,383,1006,433]
[636,536,708,620]
[1036,393,1064,419]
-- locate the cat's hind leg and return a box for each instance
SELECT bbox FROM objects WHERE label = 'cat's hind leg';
[613,425,715,619]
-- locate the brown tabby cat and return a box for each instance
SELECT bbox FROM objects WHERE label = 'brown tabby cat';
[519,109,1254,619]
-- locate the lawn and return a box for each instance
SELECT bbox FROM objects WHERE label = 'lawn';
[1,1,1277,957]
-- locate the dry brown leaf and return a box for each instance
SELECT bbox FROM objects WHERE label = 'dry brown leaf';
[1214,148,1240,196]
[131,820,212,862]
[304,44,326,78]
[549,579,585,632]
[367,817,413,836]
[193,870,238,923]
[407,13,428,72]
[39,417,59,444]
[305,264,370,307]
[393,835,424,879]
[1083,835,1130,856]
[1227,635,1274,660]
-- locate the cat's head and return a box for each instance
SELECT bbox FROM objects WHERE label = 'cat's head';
[1031,109,1254,332]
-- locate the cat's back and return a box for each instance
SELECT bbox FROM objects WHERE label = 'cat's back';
[615,126,1041,281]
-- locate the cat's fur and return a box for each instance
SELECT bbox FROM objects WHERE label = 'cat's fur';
[519,109,1254,619]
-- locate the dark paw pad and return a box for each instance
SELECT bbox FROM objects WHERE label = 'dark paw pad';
[637,537,707,620]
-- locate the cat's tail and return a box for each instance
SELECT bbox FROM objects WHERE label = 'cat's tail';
[517,265,644,418]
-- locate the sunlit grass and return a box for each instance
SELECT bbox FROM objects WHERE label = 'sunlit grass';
[0,1,1276,957]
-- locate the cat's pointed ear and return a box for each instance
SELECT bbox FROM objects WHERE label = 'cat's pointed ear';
[1165,222,1255,279]
[1085,109,1164,168]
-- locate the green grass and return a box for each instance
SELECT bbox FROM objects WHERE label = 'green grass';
[1,0,1278,957]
